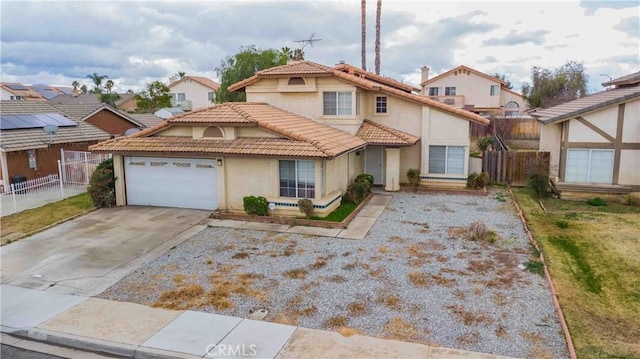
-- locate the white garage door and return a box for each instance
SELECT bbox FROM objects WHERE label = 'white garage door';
[124,156,217,210]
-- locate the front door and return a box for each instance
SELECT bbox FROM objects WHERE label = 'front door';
[365,146,384,185]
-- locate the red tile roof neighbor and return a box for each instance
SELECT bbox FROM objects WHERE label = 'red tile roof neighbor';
[356,120,419,146]
[228,61,489,125]
[169,76,220,90]
[90,102,366,159]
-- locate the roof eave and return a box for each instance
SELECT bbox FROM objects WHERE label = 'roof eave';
[534,92,640,124]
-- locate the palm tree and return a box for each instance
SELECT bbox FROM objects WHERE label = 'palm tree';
[361,0,366,70]
[375,0,381,75]
[80,84,88,94]
[177,71,186,79]
[105,79,114,94]
[280,47,293,61]
[86,73,108,94]
[292,48,305,60]
[71,80,80,91]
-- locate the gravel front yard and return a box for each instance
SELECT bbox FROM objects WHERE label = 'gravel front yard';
[99,188,569,358]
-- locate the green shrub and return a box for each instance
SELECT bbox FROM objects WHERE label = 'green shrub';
[476,136,493,151]
[355,173,374,186]
[344,180,371,204]
[586,197,607,207]
[406,169,421,188]
[524,260,544,276]
[298,199,314,218]
[88,158,116,208]
[243,195,269,216]
[466,172,489,189]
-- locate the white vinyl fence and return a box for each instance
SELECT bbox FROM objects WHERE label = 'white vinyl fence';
[1,150,111,216]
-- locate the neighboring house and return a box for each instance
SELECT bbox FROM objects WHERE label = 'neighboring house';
[229,61,489,190]
[0,82,46,101]
[50,103,145,137]
[419,65,526,117]
[126,113,165,128]
[29,84,70,100]
[0,101,110,189]
[154,107,184,119]
[532,71,640,199]
[116,93,137,112]
[168,76,220,111]
[48,93,100,105]
[90,102,366,215]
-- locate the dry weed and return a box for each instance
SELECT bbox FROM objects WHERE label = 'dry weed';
[452,289,466,299]
[431,274,456,287]
[283,268,308,279]
[338,327,363,337]
[388,236,407,243]
[383,317,422,341]
[377,293,402,310]
[310,255,332,270]
[378,245,388,253]
[492,292,508,306]
[521,331,545,344]
[495,325,509,339]
[456,331,480,346]
[347,302,367,316]
[446,305,494,326]
[153,284,205,310]
[408,272,430,287]
[232,252,249,259]
[271,313,298,325]
[326,274,348,283]
[324,316,348,328]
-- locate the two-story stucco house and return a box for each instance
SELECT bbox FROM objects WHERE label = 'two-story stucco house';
[90,61,488,214]
[168,76,220,111]
[420,65,526,117]
[533,71,640,200]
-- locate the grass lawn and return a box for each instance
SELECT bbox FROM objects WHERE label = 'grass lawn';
[512,188,640,359]
[1,192,94,245]
[311,201,358,222]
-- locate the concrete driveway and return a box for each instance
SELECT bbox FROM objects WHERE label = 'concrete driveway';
[0,207,209,296]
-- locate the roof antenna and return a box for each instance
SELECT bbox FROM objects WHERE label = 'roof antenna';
[294,33,322,50]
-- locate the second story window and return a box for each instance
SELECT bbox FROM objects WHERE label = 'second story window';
[490,85,499,96]
[177,93,186,101]
[323,91,352,116]
[208,92,215,102]
[428,87,440,96]
[445,87,456,96]
[375,96,388,114]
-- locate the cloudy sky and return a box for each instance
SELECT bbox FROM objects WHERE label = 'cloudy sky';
[1,0,638,94]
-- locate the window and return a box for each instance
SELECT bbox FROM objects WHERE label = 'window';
[375,96,388,114]
[10,95,22,100]
[177,93,186,101]
[428,146,465,174]
[490,85,499,96]
[279,160,315,198]
[445,87,456,96]
[323,92,352,116]
[203,126,223,138]
[287,77,305,85]
[505,101,519,117]
[565,149,614,184]
[428,87,440,96]
[27,149,37,169]
[208,92,215,102]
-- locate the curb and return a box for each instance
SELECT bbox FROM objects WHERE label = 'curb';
[507,186,577,359]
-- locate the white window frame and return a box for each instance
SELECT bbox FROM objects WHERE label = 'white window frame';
[375,95,388,114]
[208,91,215,102]
[490,85,499,96]
[428,87,440,96]
[428,145,465,175]
[177,93,186,101]
[445,87,456,96]
[279,160,316,199]
[323,91,353,116]
[565,149,614,184]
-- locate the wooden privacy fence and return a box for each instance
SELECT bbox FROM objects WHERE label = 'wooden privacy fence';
[482,151,550,186]
[510,118,540,140]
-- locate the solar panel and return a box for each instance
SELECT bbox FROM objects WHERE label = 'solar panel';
[6,84,29,91]
[0,113,77,130]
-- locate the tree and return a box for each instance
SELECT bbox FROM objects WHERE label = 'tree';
[134,81,172,113]
[105,79,114,93]
[80,84,88,94]
[280,47,304,61]
[71,80,80,91]
[522,60,589,108]
[361,0,367,71]
[493,73,513,89]
[86,73,109,94]
[215,46,288,103]
[100,93,121,107]
[177,71,186,79]
[374,0,381,75]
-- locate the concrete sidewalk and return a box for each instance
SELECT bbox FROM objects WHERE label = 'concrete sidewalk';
[207,194,393,240]
[1,284,514,359]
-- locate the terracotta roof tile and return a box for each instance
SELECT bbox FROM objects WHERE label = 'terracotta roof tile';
[420,65,507,87]
[228,61,489,125]
[333,63,419,93]
[356,120,419,146]
[170,76,220,90]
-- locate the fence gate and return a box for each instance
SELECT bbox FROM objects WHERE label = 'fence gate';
[482,151,550,186]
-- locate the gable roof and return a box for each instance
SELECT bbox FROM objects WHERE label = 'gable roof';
[48,93,100,105]
[90,102,366,159]
[125,113,164,128]
[228,61,489,125]
[0,82,45,101]
[0,101,110,152]
[420,65,507,87]
[530,86,640,124]
[50,103,145,127]
[356,120,419,146]
[28,84,67,100]
[169,76,220,90]
[333,63,419,93]
[602,71,640,87]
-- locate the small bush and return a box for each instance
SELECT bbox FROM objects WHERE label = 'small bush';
[625,195,640,206]
[406,169,421,188]
[344,179,371,204]
[467,221,488,241]
[476,136,493,151]
[298,199,314,218]
[555,220,569,229]
[527,155,550,198]
[88,158,116,208]
[524,260,544,275]
[467,172,489,189]
[243,195,269,216]
[586,197,607,207]
[355,173,374,186]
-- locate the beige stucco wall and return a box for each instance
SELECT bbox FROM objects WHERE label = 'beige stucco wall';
[567,105,618,142]
[619,150,640,186]
[169,79,216,110]
[113,154,126,206]
[236,127,280,138]
[539,123,562,180]
[223,157,276,212]
[423,72,503,108]
[622,98,640,142]
[399,144,421,183]
[500,90,527,114]
[155,127,192,137]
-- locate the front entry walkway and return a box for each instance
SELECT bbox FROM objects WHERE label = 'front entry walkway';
[206,194,392,239]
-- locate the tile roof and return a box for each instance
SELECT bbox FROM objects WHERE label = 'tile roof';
[0,101,110,152]
[28,84,67,100]
[333,63,419,93]
[228,61,489,125]
[125,113,165,128]
[0,82,46,101]
[530,86,640,124]
[50,103,145,127]
[356,120,419,146]
[48,93,100,105]
[601,71,640,87]
[420,65,508,87]
[91,102,367,159]
[169,76,220,90]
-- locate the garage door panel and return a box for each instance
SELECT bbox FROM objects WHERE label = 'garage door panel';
[124,157,217,210]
